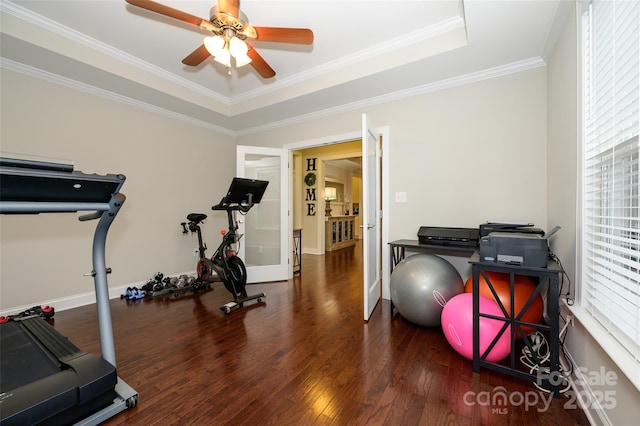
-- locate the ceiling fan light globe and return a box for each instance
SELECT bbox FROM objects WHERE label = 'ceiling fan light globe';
[229,36,248,57]
[235,53,252,67]
[204,35,225,56]
[213,49,231,67]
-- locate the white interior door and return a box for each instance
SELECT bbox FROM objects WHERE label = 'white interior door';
[362,114,381,321]
[236,146,289,283]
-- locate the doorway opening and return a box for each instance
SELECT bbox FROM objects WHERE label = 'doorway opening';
[292,141,362,255]
[284,123,390,306]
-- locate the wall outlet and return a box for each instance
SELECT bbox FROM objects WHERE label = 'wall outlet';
[193,248,199,257]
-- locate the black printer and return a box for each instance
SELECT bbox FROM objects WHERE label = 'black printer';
[479,225,561,268]
[479,221,545,237]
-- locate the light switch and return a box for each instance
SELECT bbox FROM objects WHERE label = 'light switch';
[395,192,407,203]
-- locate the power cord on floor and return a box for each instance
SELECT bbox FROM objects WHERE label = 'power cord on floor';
[520,315,574,394]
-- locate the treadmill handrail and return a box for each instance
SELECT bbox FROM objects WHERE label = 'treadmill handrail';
[0,201,112,214]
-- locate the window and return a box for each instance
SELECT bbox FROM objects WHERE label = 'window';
[581,0,640,364]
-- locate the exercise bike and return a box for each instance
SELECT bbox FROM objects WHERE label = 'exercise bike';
[181,178,269,314]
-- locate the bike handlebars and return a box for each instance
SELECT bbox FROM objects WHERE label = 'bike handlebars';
[211,198,255,214]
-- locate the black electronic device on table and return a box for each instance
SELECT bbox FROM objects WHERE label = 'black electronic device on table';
[0,155,137,425]
[417,226,480,248]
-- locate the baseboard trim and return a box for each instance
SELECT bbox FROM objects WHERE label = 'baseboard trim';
[564,348,612,426]
[0,270,196,316]
[304,249,325,255]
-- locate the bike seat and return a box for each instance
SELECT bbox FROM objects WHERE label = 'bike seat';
[187,213,207,223]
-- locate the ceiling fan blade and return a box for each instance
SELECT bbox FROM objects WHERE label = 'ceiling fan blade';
[125,0,213,30]
[182,45,210,66]
[218,0,240,18]
[246,45,276,79]
[252,27,314,44]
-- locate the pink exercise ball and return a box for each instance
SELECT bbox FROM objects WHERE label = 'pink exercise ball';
[441,293,511,363]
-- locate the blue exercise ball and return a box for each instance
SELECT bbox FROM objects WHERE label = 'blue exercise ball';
[390,254,464,327]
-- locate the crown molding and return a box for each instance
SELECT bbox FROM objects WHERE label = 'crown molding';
[541,0,574,63]
[237,57,546,136]
[3,51,544,138]
[233,15,467,104]
[0,58,236,137]
[1,0,230,106]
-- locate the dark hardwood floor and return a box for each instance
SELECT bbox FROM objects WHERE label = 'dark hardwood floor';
[50,243,590,425]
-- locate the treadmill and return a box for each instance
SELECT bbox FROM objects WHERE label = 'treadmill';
[0,155,138,425]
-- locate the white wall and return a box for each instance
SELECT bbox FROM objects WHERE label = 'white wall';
[546,4,640,424]
[239,67,549,282]
[0,69,236,310]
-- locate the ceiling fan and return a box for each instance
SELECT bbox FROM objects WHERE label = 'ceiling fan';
[125,0,314,78]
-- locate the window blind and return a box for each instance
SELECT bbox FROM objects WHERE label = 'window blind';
[582,0,640,362]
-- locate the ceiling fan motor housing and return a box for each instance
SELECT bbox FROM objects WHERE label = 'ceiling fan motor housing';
[209,7,254,39]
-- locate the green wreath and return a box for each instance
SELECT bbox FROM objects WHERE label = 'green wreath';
[304,172,316,186]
